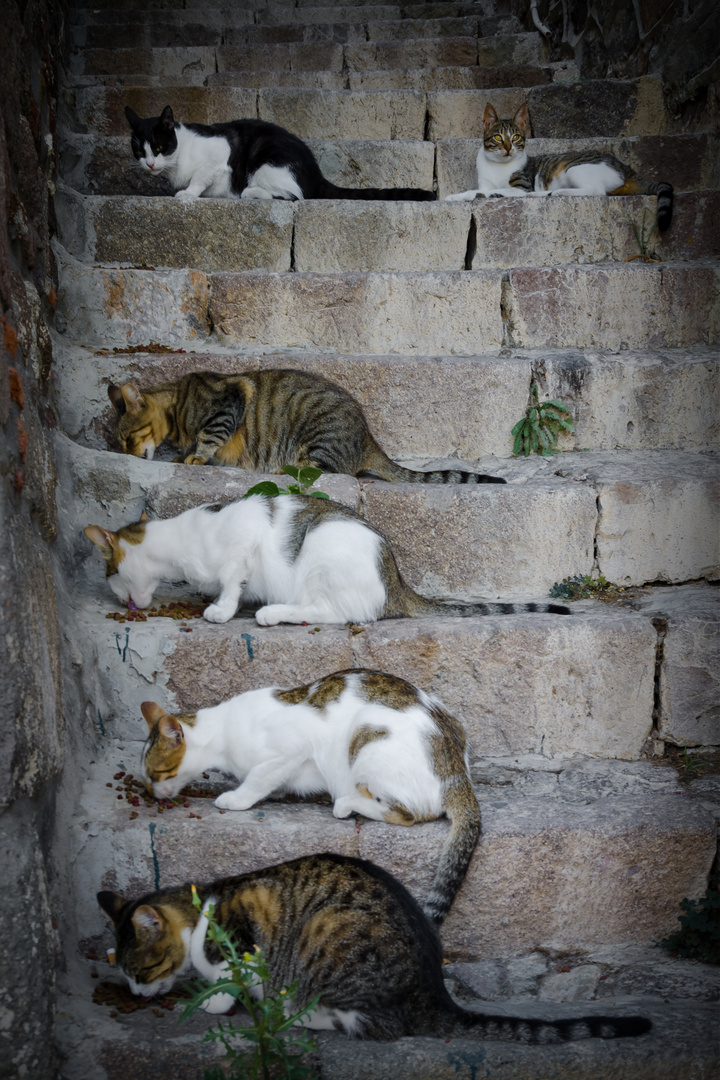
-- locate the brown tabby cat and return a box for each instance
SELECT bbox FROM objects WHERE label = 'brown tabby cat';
[108,368,506,484]
[98,853,652,1041]
[446,103,673,231]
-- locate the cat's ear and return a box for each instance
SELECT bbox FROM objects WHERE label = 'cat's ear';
[158,715,185,745]
[512,104,529,133]
[132,905,165,941]
[84,525,116,559]
[119,383,146,415]
[98,890,127,924]
[160,105,175,130]
[124,106,141,130]
[140,511,149,523]
[483,103,499,131]
[108,383,126,414]
[140,701,167,730]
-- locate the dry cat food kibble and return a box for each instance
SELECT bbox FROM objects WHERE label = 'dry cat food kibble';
[105,600,207,622]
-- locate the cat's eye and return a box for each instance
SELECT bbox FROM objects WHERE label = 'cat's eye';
[493,134,502,141]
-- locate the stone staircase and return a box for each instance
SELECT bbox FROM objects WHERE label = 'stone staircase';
[53,1,719,1077]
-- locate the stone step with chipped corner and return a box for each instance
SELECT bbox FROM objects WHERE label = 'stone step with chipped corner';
[55,257,720,353]
[51,342,720,460]
[57,133,435,196]
[437,133,719,199]
[54,189,720,273]
[66,742,716,960]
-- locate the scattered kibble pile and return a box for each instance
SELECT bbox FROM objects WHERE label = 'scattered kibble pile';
[93,978,190,1017]
[110,769,219,820]
[106,600,207,623]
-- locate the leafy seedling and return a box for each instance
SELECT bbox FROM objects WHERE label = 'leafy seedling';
[243,465,329,500]
[511,380,574,457]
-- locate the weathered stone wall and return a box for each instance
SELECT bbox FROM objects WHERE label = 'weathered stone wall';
[0,0,67,1076]
[511,0,720,123]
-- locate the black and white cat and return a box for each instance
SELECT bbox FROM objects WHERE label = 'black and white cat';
[125,105,435,202]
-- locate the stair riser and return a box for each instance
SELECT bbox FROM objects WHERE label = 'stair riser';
[53,347,720,458]
[56,192,720,272]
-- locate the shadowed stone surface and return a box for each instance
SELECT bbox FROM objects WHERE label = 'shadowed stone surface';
[257,87,427,139]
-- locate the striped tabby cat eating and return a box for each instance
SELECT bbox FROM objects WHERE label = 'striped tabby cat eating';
[109,368,505,484]
[446,103,673,230]
[98,852,651,1041]
[140,668,480,925]
[84,494,569,624]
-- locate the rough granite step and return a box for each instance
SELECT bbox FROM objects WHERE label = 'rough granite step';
[53,343,720,458]
[54,189,720,273]
[67,746,716,958]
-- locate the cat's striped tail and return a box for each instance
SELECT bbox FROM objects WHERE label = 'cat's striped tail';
[423,775,481,925]
[644,180,674,231]
[363,445,506,484]
[447,1008,652,1043]
[406,595,571,617]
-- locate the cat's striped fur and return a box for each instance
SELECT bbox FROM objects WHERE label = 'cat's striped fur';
[447,103,673,231]
[98,853,652,1041]
[84,495,570,624]
[108,369,505,485]
[141,668,480,925]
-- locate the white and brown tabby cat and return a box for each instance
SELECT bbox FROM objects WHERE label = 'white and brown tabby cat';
[140,668,480,925]
[446,103,673,230]
[109,368,505,484]
[98,852,652,1041]
[84,494,570,624]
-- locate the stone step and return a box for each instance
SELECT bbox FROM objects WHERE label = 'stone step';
[55,252,720,353]
[67,4,501,26]
[72,34,546,78]
[58,132,435,197]
[53,343,720,459]
[55,189,720,273]
[66,735,716,960]
[72,16,486,50]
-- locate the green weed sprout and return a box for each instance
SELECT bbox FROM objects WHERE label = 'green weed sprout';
[182,885,320,1080]
[662,889,720,965]
[511,381,574,457]
[243,465,329,501]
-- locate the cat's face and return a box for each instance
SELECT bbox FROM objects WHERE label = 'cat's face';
[84,516,160,609]
[140,702,194,799]
[97,890,190,998]
[483,103,528,162]
[125,104,178,176]
[108,382,165,460]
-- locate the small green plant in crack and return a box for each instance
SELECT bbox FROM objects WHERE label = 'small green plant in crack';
[625,207,661,263]
[681,747,703,779]
[242,465,329,501]
[549,574,621,601]
[181,886,320,1080]
[511,380,574,457]
[661,888,720,965]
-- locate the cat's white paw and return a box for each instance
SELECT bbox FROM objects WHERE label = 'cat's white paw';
[203,602,234,623]
[174,189,197,203]
[200,991,236,1014]
[332,798,355,819]
[445,191,476,202]
[214,790,255,811]
[254,605,285,626]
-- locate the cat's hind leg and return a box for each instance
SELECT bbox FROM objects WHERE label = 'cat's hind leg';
[255,602,340,626]
[444,189,484,202]
[242,164,304,201]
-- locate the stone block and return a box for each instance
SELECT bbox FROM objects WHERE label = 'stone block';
[207,69,348,89]
[428,88,527,139]
[56,253,210,347]
[217,42,344,72]
[366,16,479,39]
[258,87,427,139]
[506,264,720,350]
[58,193,295,273]
[527,79,658,138]
[258,4,399,23]
[70,85,257,135]
[477,32,549,67]
[308,138,435,191]
[208,271,504,354]
[74,46,218,77]
[345,37,478,70]
[293,202,469,272]
[352,611,656,758]
[361,479,596,597]
[81,22,222,48]
[635,586,720,748]
[348,65,551,91]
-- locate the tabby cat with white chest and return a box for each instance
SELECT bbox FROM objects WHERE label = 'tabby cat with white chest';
[446,103,673,230]
[108,368,505,484]
[140,668,480,925]
[125,105,434,202]
[98,852,652,1041]
[84,494,570,624]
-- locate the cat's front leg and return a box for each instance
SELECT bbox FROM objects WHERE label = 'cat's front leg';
[174,188,201,203]
[214,761,294,810]
[203,579,247,623]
